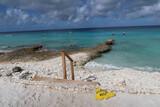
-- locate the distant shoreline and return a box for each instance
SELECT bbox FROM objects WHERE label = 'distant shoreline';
[0,25,160,34]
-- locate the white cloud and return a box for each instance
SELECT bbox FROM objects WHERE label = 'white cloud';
[0,0,160,26]
[127,2,160,18]
[5,9,31,25]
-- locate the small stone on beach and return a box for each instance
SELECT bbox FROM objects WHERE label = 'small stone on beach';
[12,66,23,73]
[6,73,12,77]
[85,76,97,82]
[19,72,33,80]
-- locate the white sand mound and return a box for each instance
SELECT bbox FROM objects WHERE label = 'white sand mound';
[0,78,160,107]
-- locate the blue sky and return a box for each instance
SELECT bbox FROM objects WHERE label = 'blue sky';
[0,0,160,31]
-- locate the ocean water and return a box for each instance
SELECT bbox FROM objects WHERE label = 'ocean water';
[0,26,160,72]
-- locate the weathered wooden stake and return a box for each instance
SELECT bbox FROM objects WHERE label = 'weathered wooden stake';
[61,51,75,80]
[70,61,74,80]
[61,51,67,79]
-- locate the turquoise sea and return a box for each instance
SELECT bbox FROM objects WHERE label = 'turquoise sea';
[0,26,160,72]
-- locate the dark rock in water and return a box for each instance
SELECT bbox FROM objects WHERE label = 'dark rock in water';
[123,32,126,36]
[0,74,2,77]
[59,44,80,51]
[0,52,5,55]
[15,44,43,52]
[11,44,43,54]
[0,44,56,62]
[32,45,43,51]
[106,39,115,45]
[69,44,80,50]
[12,66,23,73]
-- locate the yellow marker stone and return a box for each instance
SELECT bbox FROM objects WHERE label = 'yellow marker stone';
[96,87,116,100]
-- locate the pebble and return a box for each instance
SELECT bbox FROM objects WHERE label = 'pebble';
[19,72,32,80]
[12,66,23,73]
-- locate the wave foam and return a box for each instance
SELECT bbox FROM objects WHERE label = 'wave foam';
[85,61,122,71]
[0,46,9,49]
[85,61,160,72]
[133,66,160,72]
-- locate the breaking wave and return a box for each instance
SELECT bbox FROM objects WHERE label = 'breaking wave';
[85,61,122,71]
[85,61,160,72]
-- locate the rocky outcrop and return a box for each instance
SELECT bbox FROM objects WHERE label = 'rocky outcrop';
[0,39,114,63]
[76,39,114,66]
[0,45,57,62]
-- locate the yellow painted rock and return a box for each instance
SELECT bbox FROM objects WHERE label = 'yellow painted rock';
[96,87,116,100]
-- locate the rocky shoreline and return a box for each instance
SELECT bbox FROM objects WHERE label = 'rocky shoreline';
[0,39,113,63]
[0,45,58,62]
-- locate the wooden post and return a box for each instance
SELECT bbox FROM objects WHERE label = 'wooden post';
[61,51,67,79]
[61,51,75,80]
[70,61,74,80]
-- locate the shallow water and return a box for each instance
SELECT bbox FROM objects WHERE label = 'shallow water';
[94,27,160,72]
[0,26,160,72]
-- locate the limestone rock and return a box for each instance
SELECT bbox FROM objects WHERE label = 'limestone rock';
[106,39,115,45]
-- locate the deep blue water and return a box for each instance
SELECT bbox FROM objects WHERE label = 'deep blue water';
[0,27,160,71]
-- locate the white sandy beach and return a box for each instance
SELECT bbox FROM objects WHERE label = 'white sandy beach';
[0,52,160,107]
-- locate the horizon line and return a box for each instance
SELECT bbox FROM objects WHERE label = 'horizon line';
[0,25,160,34]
